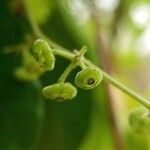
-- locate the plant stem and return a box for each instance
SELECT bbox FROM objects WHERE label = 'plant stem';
[58,61,77,83]
[79,62,86,69]
[23,0,150,110]
[58,47,87,83]
[23,0,67,52]
[53,49,73,60]
[54,49,150,109]
[102,71,150,109]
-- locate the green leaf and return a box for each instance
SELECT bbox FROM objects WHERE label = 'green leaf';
[0,1,44,149]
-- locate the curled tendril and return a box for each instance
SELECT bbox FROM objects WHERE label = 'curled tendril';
[42,82,77,101]
[129,107,150,136]
[75,66,103,89]
[32,39,55,71]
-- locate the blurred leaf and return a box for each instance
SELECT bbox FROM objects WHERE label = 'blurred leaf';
[26,0,53,24]
[0,1,44,149]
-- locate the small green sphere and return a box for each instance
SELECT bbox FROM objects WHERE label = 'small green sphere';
[42,82,77,101]
[75,67,103,89]
[32,39,55,71]
[129,107,150,136]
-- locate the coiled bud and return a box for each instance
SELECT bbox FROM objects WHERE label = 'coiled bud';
[15,58,43,81]
[75,67,103,89]
[129,107,150,136]
[15,67,37,81]
[32,39,55,71]
[42,82,77,101]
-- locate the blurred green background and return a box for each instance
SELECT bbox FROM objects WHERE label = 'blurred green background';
[0,0,150,150]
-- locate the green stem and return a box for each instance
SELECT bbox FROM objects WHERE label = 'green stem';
[79,62,87,69]
[53,49,73,60]
[102,71,150,109]
[58,47,87,83]
[58,61,77,83]
[52,50,150,109]
[84,59,150,109]
[23,0,67,51]
[24,0,150,109]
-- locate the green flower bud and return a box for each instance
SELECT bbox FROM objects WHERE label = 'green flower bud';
[15,67,39,81]
[15,57,44,81]
[32,39,55,71]
[75,67,103,89]
[42,82,77,101]
[129,107,150,136]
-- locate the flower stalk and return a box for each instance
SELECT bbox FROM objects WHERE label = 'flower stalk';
[23,0,150,109]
